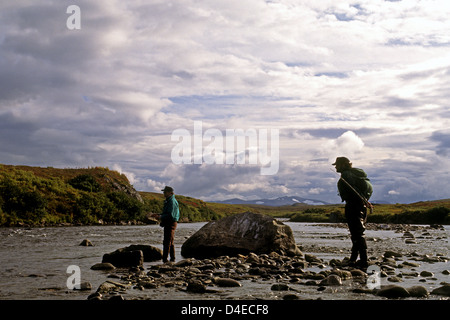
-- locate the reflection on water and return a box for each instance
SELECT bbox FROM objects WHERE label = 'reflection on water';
[0,222,448,300]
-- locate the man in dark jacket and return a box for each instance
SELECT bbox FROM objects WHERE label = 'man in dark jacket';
[333,157,373,270]
[160,186,180,263]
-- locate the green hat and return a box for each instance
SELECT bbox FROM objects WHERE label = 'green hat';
[332,157,351,166]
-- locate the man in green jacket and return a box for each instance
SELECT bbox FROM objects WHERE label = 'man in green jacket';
[333,157,373,270]
[160,186,180,263]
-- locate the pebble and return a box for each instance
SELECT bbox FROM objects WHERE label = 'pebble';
[271,283,291,291]
[400,261,420,268]
[420,271,434,277]
[407,286,428,298]
[350,269,367,279]
[376,285,410,298]
[387,276,402,283]
[79,239,94,246]
[320,275,342,286]
[431,284,450,296]
[91,263,116,271]
[214,278,242,287]
[186,280,206,294]
[384,251,402,258]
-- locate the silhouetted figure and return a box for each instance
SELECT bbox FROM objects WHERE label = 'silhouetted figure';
[333,157,373,270]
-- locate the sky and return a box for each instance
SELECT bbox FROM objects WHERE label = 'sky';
[1,0,449,204]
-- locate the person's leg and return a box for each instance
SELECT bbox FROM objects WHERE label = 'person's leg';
[346,202,367,268]
[169,222,177,262]
[163,225,171,262]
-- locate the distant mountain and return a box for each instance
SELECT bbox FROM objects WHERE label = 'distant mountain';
[212,196,329,207]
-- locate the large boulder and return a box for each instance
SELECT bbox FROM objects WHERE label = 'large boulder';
[181,212,302,259]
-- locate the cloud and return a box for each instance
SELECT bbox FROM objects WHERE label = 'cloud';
[1,1,449,204]
[431,130,450,156]
[323,131,365,161]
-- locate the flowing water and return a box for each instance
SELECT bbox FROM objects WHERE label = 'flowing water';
[0,222,448,300]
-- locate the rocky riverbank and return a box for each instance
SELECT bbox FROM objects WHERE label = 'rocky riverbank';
[84,248,449,300]
[77,217,449,301]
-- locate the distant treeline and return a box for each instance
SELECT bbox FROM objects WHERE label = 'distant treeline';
[289,205,450,225]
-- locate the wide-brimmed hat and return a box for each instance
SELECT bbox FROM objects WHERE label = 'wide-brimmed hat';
[332,157,351,166]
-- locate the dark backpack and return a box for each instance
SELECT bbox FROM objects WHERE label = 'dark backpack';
[350,168,373,200]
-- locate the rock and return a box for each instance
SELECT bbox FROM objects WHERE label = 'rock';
[87,292,102,300]
[353,288,375,294]
[320,275,342,286]
[96,280,128,294]
[73,281,92,291]
[174,259,194,268]
[91,263,116,271]
[403,231,415,238]
[431,284,450,296]
[442,270,450,275]
[330,269,352,280]
[214,278,242,287]
[119,244,162,262]
[387,276,402,283]
[181,212,302,259]
[186,280,207,293]
[271,283,291,291]
[376,285,410,298]
[384,251,402,258]
[304,254,322,264]
[420,271,434,277]
[383,257,397,267]
[350,269,367,279]
[407,286,428,298]
[246,252,261,264]
[401,271,419,277]
[79,239,93,246]
[283,294,300,300]
[401,261,420,268]
[102,249,144,268]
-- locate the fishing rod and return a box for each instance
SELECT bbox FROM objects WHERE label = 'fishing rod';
[330,168,373,214]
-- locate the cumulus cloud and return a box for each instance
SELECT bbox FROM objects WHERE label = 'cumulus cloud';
[326,131,365,160]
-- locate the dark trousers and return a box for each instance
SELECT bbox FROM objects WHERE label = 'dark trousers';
[345,201,368,264]
[163,222,177,262]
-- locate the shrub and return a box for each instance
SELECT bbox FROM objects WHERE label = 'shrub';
[68,174,101,192]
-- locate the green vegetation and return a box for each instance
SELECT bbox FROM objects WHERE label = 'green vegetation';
[1,164,449,227]
[0,164,230,226]
[0,165,145,226]
[289,202,450,225]
[140,192,225,222]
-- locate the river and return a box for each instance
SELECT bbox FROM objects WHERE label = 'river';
[0,222,448,300]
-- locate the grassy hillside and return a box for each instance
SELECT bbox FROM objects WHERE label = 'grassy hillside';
[0,164,145,226]
[1,164,449,226]
[139,192,226,222]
